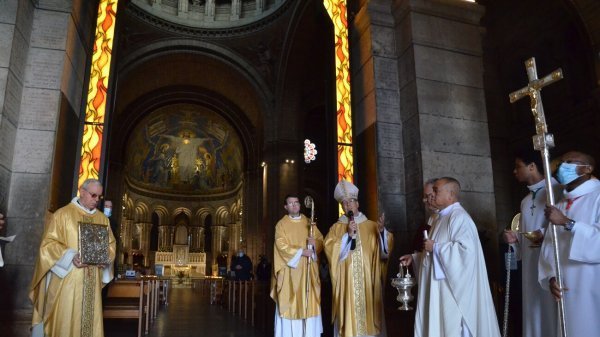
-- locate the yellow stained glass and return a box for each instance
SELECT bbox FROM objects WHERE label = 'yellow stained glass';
[78,0,119,188]
[324,0,353,184]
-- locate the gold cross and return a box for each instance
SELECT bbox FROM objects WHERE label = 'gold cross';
[509,57,563,138]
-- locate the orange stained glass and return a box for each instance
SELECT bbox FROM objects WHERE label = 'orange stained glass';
[78,0,119,188]
[324,0,353,183]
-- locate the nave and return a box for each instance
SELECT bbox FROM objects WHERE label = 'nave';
[104,286,263,337]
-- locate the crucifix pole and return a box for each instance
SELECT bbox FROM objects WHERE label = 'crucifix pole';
[509,57,566,337]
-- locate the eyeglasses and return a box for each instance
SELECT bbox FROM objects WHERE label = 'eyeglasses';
[83,188,103,200]
[341,199,357,206]
[286,201,300,206]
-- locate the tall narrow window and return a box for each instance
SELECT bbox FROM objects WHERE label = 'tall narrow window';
[323,0,353,184]
[78,0,119,188]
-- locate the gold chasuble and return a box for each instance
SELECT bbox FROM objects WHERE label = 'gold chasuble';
[271,214,324,320]
[29,201,116,337]
[324,214,393,337]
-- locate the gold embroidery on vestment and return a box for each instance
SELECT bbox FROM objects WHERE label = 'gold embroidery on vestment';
[81,264,96,337]
[351,232,367,335]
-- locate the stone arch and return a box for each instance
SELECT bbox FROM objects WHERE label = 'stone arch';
[173,207,193,221]
[153,205,170,225]
[123,196,135,219]
[230,201,240,223]
[194,208,212,226]
[134,201,150,223]
[215,206,230,225]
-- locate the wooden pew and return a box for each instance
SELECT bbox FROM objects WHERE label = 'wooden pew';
[103,280,147,337]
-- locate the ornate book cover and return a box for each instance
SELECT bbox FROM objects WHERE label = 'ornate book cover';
[78,222,110,265]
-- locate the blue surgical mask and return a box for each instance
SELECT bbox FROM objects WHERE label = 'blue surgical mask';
[557,162,582,185]
[103,207,112,218]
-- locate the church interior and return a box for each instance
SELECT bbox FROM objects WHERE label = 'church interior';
[0,0,598,336]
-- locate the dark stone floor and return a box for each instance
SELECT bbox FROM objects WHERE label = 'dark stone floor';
[104,287,262,337]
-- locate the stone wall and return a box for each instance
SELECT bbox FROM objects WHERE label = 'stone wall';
[0,1,97,336]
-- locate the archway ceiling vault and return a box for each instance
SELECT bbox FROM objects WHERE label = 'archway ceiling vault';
[114,52,262,128]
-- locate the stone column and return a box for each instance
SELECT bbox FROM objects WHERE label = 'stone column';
[178,0,189,18]
[205,0,215,21]
[228,222,241,253]
[139,222,153,266]
[231,0,241,20]
[190,226,204,252]
[211,224,227,264]
[256,0,264,14]
[152,0,162,8]
[393,0,495,230]
[158,225,172,251]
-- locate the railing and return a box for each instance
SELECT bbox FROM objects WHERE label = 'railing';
[192,278,272,330]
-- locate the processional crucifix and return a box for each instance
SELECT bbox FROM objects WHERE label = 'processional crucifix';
[509,57,566,337]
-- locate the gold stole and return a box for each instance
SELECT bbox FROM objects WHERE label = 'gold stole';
[80,215,98,337]
[351,232,367,336]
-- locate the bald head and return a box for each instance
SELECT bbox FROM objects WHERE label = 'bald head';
[433,177,461,209]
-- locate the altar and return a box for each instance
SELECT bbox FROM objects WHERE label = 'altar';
[155,245,207,277]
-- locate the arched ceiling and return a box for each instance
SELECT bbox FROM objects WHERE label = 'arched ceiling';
[114,51,263,128]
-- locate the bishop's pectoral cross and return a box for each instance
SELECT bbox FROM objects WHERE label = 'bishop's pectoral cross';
[509,57,567,337]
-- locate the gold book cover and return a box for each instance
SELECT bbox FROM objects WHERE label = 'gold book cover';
[78,222,110,265]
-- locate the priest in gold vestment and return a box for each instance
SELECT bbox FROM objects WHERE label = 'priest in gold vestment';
[271,194,324,337]
[324,180,394,337]
[29,179,116,337]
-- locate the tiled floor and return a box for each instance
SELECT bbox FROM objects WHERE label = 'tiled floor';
[104,287,262,337]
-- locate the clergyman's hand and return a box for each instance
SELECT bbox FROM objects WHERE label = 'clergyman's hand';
[347,220,357,236]
[302,249,314,257]
[503,230,518,244]
[72,253,88,268]
[424,239,435,252]
[549,277,568,301]
[307,237,316,247]
[399,254,413,267]
[544,206,570,226]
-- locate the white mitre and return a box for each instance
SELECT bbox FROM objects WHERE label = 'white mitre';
[334,179,359,203]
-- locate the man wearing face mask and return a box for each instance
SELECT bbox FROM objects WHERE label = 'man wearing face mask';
[538,151,600,337]
[103,200,112,218]
[230,248,253,281]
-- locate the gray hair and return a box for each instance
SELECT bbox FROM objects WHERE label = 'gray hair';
[438,177,461,194]
[81,178,102,189]
[424,178,438,186]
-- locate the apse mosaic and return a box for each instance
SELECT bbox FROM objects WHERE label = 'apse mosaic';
[125,104,243,194]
